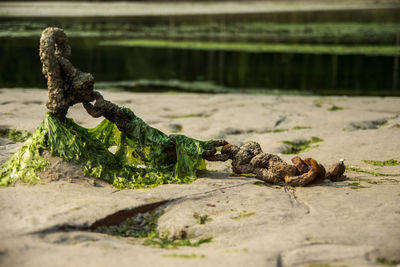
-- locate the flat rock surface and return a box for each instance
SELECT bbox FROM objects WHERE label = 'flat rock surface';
[0,89,400,267]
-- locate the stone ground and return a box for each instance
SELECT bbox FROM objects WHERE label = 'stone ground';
[0,89,400,267]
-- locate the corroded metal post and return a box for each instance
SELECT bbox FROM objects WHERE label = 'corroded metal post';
[39,27,131,133]
[38,27,344,186]
[39,27,95,120]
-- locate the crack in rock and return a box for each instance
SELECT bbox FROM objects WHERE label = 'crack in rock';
[274,116,287,127]
[90,200,169,230]
[31,200,170,235]
[30,183,254,238]
[284,187,310,214]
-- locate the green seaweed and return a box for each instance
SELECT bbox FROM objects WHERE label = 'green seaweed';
[3,20,400,47]
[0,128,31,143]
[100,39,400,56]
[163,253,205,259]
[231,210,255,220]
[348,167,399,177]
[269,128,288,133]
[293,126,312,130]
[0,126,49,186]
[362,159,400,166]
[0,109,214,189]
[281,136,323,154]
[193,213,212,224]
[376,257,400,265]
[327,105,344,111]
[165,113,205,119]
[144,235,213,249]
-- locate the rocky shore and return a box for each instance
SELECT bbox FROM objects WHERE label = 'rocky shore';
[0,89,399,266]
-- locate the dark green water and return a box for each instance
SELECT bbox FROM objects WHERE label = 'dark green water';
[0,9,399,95]
[0,36,398,95]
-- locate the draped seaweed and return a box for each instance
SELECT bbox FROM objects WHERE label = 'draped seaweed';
[0,109,214,189]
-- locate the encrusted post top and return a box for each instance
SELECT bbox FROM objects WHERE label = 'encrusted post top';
[39,27,94,121]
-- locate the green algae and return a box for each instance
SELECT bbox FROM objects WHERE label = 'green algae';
[258,128,289,134]
[0,109,214,189]
[262,126,312,134]
[261,126,312,134]
[165,113,206,119]
[231,210,255,220]
[327,105,344,111]
[348,167,399,177]
[193,213,212,225]
[376,257,400,265]
[268,128,288,133]
[144,235,213,249]
[362,159,400,166]
[3,20,400,47]
[163,253,205,259]
[0,126,49,186]
[99,39,400,56]
[293,126,312,130]
[281,136,323,154]
[0,128,31,143]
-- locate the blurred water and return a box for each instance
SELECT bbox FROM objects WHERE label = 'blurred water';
[0,8,399,95]
[0,36,398,95]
